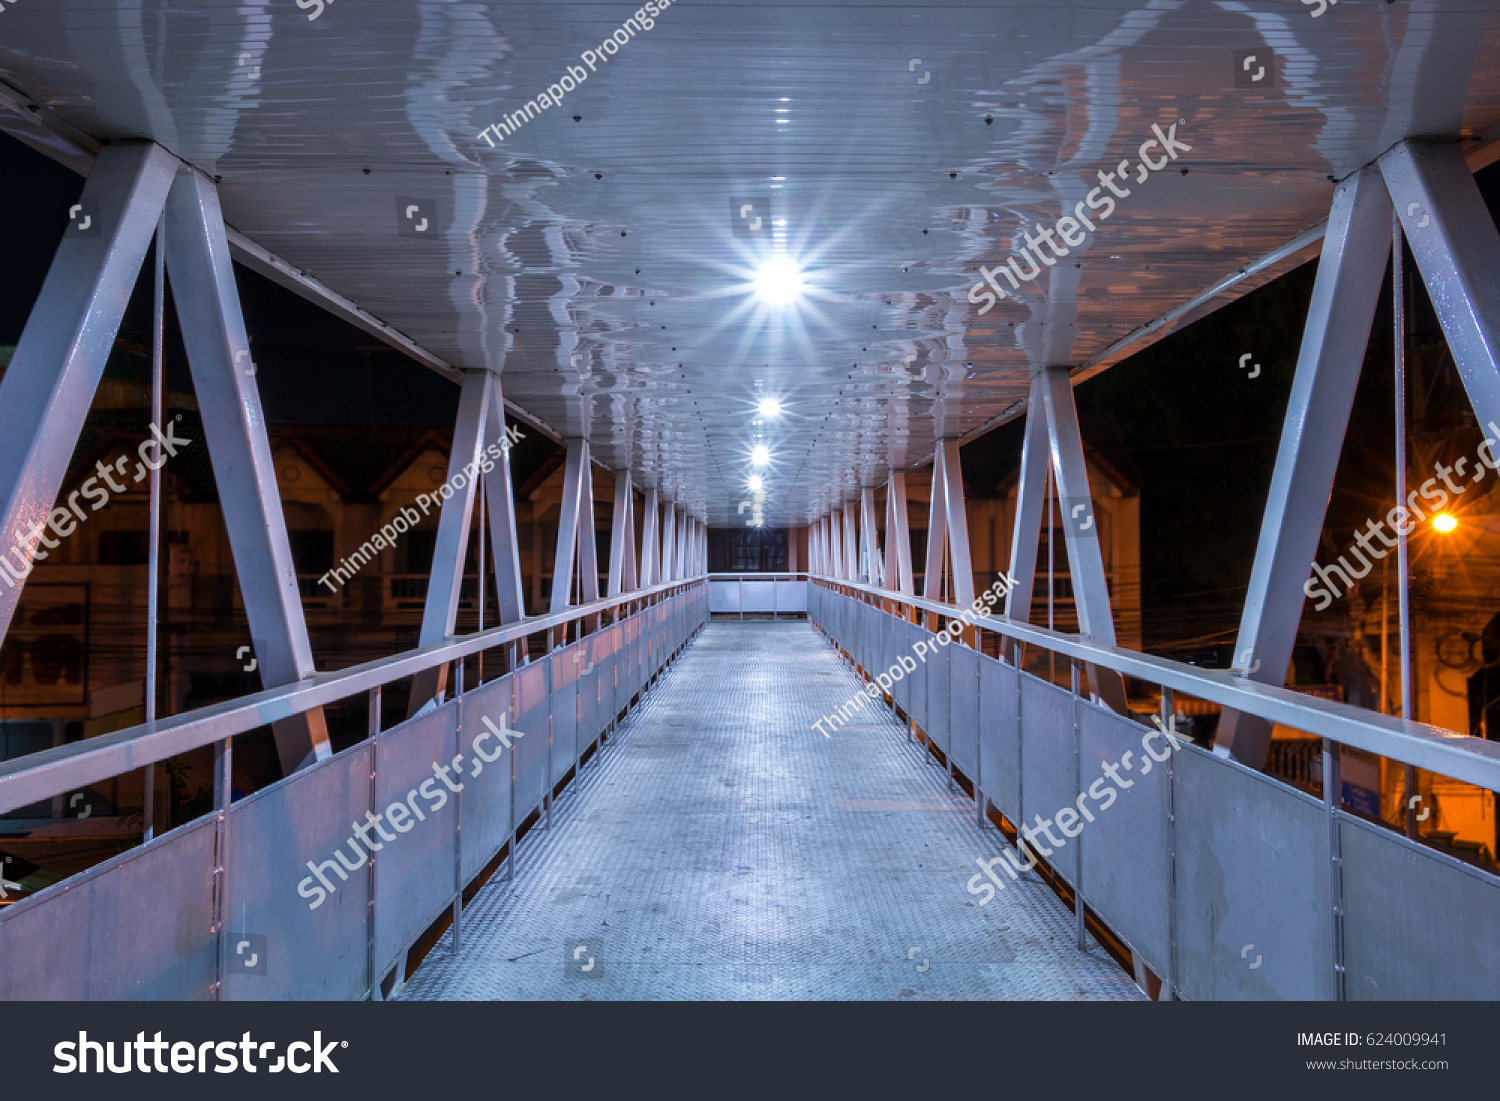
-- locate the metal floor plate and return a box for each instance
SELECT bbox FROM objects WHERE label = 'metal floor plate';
[398,622,1143,1001]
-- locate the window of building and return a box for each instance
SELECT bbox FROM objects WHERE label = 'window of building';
[709,527,788,572]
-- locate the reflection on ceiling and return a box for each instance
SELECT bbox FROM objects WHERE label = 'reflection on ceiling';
[2,0,1498,523]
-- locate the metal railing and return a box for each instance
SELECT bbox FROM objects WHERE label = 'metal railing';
[707,572,808,619]
[0,575,710,1000]
[808,575,1500,1001]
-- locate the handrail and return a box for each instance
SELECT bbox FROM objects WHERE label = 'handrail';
[810,575,1500,794]
[707,572,808,579]
[0,576,708,816]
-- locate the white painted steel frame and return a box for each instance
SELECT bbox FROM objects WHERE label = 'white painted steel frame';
[550,437,600,613]
[859,486,881,585]
[607,469,639,596]
[1005,373,1051,626]
[0,142,177,641]
[885,472,914,596]
[1037,366,1129,714]
[921,439,975,608]
[640,488,661,587]
[1218,166,1394,767]
[1380,140,1500,432]
[166,164,335,770]
[482,377,526,625]
[661,500,677,583]
[408,368,497,717]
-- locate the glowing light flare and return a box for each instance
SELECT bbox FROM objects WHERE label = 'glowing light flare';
[1433,513,1458,533]
[757,397,782,418]
[751,444,771,466]
[748,474,764,493]
[752,255,805,305]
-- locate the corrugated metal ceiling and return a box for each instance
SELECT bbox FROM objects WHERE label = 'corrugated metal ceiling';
[2,0,1499,523]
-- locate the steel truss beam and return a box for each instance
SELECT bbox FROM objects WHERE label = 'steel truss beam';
[482,376,526,626]
[1038,367,1128,714]
[884,473,914,595]
[859,487,882,585]
[1219,166,1394,766]
[842,502,859,584]
[640,488,660,587]
[828,510,840,579]
[660,500,677,583]
[1380,140,1500,433]
[921,439,975,608]
[551,437,600,613]
[0,143,177,641]
[166,164,338,770]
[408,368,498,717]
[1004,374,1051,630]
[607,469,639,596]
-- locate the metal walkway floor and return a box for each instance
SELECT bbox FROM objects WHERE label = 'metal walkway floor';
[398,621,1143,1001]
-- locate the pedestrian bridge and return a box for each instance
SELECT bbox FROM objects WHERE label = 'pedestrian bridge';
[1,0,1499,1003]
[1,575,1496,1000]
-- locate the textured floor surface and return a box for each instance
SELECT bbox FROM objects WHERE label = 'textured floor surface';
[398,620,1143,1001]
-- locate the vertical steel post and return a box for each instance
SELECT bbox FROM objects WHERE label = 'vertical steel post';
[143,217,165,844]
[1323,737,1346,1000]
[451,659,464,952]
[212,733,233,999]
[366,685,380,997]
[1394,212,1419,839]
[1073,656,1086,952]
[1161,685,1177,1001]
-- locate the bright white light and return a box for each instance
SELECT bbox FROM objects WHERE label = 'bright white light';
[757,397,782,418]
[753,255,804,305]
[748,474,764,492]
[751,444,771,466]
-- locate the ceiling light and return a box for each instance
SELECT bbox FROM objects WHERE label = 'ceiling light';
[753,255,804,305]
[751,445,771,466]
[1433,513,1458,533]
[748,474,764,492]
[757,397,782,418]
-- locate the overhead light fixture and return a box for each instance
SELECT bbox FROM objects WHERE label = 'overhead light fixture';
[1433,513,1458,533]
[757,397,782,418]
[748,474,765,492]
[751,444,771,466]
[752,255,804,305]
